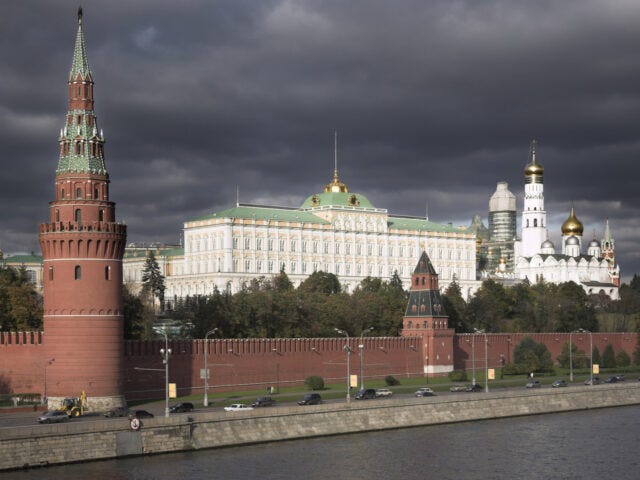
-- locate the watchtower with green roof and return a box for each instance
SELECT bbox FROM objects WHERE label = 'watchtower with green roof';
[38,8,127,411]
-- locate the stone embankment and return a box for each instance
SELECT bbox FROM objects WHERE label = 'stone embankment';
[2,383,639,471]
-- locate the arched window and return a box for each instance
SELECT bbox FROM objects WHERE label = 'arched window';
[76,187,82,199]
[94,187,99,199]
[74,265,82,280]
[534,219,538,227]
[55,210,60,222]
[414,277,419,286]
[526,219,529,227]
[105,266,111,280]
[49,266,54,281]
[61,188,65,198]
[98,210,104,222]
[75,209,82,223]
[407,321,413,329]
[421,277,426,285]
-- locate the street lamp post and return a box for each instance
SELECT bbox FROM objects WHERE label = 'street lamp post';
[474,328,488,392]
[43,358,55,405]
[578,328,593,385]
[154,327,172,417]
[203,328,218,407]
[359,327,373,390]
[569,332,574,383]
[335,328,351,403]
[470,335,476,385]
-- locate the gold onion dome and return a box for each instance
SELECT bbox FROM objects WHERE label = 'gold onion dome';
[524,140,544,177]
[323,169,349,193]
[561,206,584,236]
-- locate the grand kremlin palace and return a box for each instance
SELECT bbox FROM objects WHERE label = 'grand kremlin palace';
[123,170,478,300]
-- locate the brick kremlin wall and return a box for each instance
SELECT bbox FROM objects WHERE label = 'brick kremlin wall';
[454,332,637,373]
[123,336,424,400]
[0,332,45,395]
[1,332,637,399]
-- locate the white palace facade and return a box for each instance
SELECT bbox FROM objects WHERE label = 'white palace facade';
[124,169,479,300]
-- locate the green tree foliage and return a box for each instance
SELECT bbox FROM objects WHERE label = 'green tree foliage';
[304,376,324,390]
[141,251,166,311]
[602,344,616,368]
[616,350,631,368]
[298,271,341,295]
[466,279,509,332]
[442,280,468,332]
[592,346,601,366]
[512,336,554,373]
[0,266,42,331]
[556,341,586,369]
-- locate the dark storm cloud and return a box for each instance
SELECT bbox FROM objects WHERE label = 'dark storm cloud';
[1,0,639,280]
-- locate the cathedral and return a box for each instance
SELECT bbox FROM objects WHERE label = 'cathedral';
[479,141,620,299]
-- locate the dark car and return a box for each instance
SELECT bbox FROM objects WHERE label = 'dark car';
[526,380,542,388]
[584,377,601,385]
[465,384,483,392]
[297,393,322,405]
[130,409,154,419]
[552,379,568,388]
[604,376,619,383]
[355,388,377,400]
[252,396,276,407]
[169,402,194,413]
[104,406,129,418]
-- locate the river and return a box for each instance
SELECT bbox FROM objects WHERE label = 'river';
[5,405,640,479]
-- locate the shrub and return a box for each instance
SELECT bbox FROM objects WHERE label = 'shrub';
[304,376,324,391]
[616,350,631,368]
[448,370,468,382]
[384,375,400,386]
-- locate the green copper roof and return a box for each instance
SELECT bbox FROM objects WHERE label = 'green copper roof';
[300,191,375,209]
[388,216,465,233]
[70,8,92,82]
[193,205,330,224]
[5,254,43,264]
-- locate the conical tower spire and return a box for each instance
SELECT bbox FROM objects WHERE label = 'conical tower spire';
[70,6,92,82]
[604,218,612,242]
[58,8,106,176]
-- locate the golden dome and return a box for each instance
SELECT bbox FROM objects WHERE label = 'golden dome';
[561,206,584,236]
[524,139,544,178]
[323,169,349,193]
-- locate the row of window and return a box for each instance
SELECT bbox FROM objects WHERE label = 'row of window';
[48,265,112,281]
[58,184,106,201]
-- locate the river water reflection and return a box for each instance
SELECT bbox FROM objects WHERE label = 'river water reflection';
[5,405,640,480]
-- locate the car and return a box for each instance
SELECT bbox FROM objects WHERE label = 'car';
[375,388,393,397]
[355,388,377,400]
[525,380,542,388]
[252,396,276,407]
[450,384,467,392]
[552,379,568,388]
[465,384,483,392]
[130,409,154,419]
[104,406,129,418]
[615,375,625,382]
[169,402,194,413]
[415,387,435,397]
[297,393,322,405]
[224,403,254,412]
[38,410,69,424]
[604,376,619,383]
[584,377,601,385]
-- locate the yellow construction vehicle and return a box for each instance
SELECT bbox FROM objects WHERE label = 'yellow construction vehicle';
[58,391,87,417]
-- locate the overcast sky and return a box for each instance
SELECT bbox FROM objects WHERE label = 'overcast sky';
[1,1,639,282]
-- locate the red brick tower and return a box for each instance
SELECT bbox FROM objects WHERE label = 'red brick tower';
[401,251,455,376]
[38,8,127,409]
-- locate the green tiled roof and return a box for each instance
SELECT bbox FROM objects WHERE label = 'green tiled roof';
[388,216,467,233]
[70,10,92,82]
[300,191,375,209]
[193,205,330,224]
[5,254,43,264]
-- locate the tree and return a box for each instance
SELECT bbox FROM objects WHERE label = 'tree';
[122,284,153,339]
[616,350,631,368]
[556,341,586,369]
[556,282,598,332]
[0,266,42,331]
[466,279,509,332]
[141,251,165,312]
[298,271,341,295]
[513,336,554,373]
[592,346,601,367]
[602,344,616,368]
[442,280,468,332]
